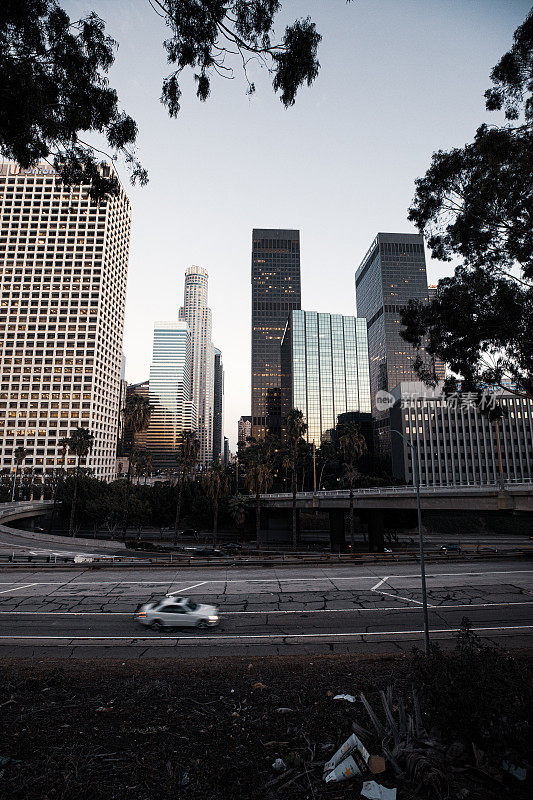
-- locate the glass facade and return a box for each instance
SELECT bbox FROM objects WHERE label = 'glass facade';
[251,229,301,439]
[145,321,197,470]
[355,232,433,455]
[281,311,371,445]
[212,347,223,463]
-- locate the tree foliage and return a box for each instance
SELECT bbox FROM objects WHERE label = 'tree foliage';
[154,0,321,115]
[0,0,147,198]
[1,1,321,196]
[402,10,533,400]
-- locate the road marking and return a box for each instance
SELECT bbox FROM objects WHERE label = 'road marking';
[371,576,389,591]
[1,600,532,616]
[0,583,36,595]
[0,568,530,588]
[166,581,207,596]
[0,625,531,642]
[372,589,429,606]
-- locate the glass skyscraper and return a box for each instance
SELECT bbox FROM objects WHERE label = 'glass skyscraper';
[145,321,197,471]
[251,228,301,440]
[355,232,433,455]
[281,311,371,445]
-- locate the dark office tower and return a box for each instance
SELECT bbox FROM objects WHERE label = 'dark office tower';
[212,348,224,463]
[251,228,301,439]
[355,232,432,456]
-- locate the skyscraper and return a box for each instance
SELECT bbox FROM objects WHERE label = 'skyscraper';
[251,228,301,439]
[0,161,130,481]
[238,415,252,448]
[355,232,432,455]
[281,311,371,445]
[179,266,215,466]
[144,321,197,471]
[428,285,446,381]
[212,347,224,463]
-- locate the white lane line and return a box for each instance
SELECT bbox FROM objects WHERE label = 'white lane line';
[371,576,389,591]
[372,589,429,607]
[166,581,207,596]
[1,600,532,616]
[0,583,37,595]
[0,569,530,587]
[0,625,531,642]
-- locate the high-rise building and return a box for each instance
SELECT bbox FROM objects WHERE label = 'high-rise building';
[179,266,214,466]
[427,285,446,382]
[238,415,252,448]
[0,161,130,481]
[355,232,433,456]
[145,321,197,471]
[212,347,224,463]
[251,228,301,439]
[281,311,372,445]
[390,381,533,486]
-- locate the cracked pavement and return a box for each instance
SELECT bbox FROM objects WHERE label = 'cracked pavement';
[0,560,532,658]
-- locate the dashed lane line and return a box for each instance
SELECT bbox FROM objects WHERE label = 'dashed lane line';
[0,583,37,595]
[166,581,207,596]
[0,625,531,642]
[0,600,532,615]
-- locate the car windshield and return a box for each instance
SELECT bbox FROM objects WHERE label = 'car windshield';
[185,599,198,611]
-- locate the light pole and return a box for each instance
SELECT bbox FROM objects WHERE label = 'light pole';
[391,428,430,654]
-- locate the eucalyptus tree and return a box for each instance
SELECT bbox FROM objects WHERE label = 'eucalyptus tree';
[65,427,95,536]
[402,10,533,403]
[1,1,320,197]
[337,422,367,551]
[174,430,200,544]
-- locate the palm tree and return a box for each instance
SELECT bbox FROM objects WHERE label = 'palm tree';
[66,427,95,537]
[11,446,29,501]
[47,437,69,534]
[285,409,308,549]
[174,430,200,544]
[121,393,153,538]
[205,464,229,547]
[245,441,273,551]
[338,422,367,551]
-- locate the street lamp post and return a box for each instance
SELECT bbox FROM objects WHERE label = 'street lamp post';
[392,428,430,654]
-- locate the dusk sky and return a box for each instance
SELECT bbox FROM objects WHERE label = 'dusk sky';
[65,0,530,449]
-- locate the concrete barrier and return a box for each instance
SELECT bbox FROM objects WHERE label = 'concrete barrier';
[0,523,125,551]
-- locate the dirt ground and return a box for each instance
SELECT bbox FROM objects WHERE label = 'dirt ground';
[0,653,531,800]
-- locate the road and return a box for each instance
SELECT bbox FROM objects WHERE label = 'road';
[0,560,532,658]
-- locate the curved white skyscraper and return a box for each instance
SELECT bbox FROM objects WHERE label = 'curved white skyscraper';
[179,266,214,466]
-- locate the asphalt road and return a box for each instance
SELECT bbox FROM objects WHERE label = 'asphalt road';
[0,560,532,658]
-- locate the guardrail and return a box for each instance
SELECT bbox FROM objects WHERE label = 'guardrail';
[262,481,533,500]
[1,546,530,568]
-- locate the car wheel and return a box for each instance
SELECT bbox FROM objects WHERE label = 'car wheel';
[196,619,210,629]
[151,619,164,631]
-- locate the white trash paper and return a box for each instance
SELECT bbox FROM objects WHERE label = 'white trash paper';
[361,780,397,799]
[333,694,356,703]
[324,733,370,774]
[324,755,361,783]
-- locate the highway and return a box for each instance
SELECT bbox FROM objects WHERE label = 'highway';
[0,560,532,657]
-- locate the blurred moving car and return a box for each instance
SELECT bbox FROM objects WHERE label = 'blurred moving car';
[439,543,461,553]
[135,596,219,629]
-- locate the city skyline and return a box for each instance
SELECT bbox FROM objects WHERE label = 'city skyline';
[76,0,527,451]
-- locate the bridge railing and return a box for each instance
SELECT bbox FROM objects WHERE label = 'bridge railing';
[262,480,533,500]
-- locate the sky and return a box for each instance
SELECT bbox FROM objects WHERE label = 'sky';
[64,0,531,449]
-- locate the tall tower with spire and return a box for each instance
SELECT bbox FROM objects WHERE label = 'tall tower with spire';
[179,266,215,466]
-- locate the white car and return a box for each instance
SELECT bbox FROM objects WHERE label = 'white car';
[135,596,220,629]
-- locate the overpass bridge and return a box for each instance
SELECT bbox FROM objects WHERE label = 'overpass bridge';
[259,482,533,513]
